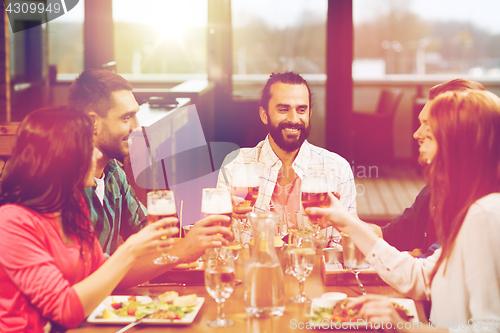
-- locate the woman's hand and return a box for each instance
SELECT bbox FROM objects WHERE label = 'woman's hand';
[121,217,179,260]
[348,295,407,330]
[305,192,357,232]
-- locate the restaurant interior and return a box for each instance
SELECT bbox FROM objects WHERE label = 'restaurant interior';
[2,0,500,224]
[0,1,499,331]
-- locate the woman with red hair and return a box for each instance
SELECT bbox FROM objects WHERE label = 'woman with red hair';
[0,107,177,332]
[308,90,500,330]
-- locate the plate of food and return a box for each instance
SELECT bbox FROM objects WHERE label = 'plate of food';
[308,297,418,329]
[87,292,204,325]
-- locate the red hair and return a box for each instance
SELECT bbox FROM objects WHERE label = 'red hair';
[427,90,500,279]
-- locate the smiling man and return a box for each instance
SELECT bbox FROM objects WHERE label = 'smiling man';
[68,69,146,255]
[217,72,357,228]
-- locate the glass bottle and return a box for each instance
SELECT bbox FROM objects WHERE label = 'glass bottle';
[244,211,286,317]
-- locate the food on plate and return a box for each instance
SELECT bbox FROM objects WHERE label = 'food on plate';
[158,291,179,302]
[173,261,200,270]
[173,294,198,307]
[308,299,413,324]
[392,302,414,321]
[309,299,362,323]
[99,294,198,320]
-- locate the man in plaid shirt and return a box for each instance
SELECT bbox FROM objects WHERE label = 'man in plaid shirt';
[68,69,232,261]
[218,72,357,233]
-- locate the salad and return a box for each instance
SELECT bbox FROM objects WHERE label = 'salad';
[308,299,414,323]
[100,296,195,320]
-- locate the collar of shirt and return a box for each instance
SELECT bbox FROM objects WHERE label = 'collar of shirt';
[254,135,312,211]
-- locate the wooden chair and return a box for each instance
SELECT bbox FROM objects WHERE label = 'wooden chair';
[0,123,20,174]
[352,89,403,163]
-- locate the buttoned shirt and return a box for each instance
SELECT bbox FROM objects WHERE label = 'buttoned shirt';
[217,136,357,216]
[85,159,147,255]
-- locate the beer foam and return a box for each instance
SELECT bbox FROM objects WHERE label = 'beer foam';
[148,198,176,215]
[201,199,233,214]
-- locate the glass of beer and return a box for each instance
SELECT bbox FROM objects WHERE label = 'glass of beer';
[147,190,179,265]
[301,170,329,222]
[231,162,260,208]
[201,188,233,229]
[231,162,260,245]
[301,170,329,243]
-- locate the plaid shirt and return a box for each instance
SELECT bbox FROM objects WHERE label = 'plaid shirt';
[217,136,357,216]
[85,160,147,255]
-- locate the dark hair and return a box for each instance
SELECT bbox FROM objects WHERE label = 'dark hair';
[0,107,95,249]
[68,68,133,117]
[429,78,485,100]
[259,72,312,113]
[427,90,500,280]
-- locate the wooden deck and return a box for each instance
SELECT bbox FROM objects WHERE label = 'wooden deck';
[355,164,426,223]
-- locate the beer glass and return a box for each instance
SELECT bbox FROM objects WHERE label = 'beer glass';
[201,188,233,228]
[301,169,329,226]
[231,162,260,208]
[325,170,342,246]
[147,190,179,265]
[231,162,260,243]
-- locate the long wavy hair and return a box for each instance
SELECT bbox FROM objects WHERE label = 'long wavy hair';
[427,90,500,279]
[0,107,95,250]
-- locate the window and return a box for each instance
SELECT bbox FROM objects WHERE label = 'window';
[112,0,207,78]
[48,0,84,75]
[232,0,327,76]
[354,0,500,77]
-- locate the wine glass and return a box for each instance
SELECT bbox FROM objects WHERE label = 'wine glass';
[147,190,179,265]
[283,210,303,275]
[204,248,236,327]
[289,235,315,303]
[231,162,260,245]
[342,233,369,295]
[301,169,329,244]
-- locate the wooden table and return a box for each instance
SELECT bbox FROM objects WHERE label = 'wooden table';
[68,249,428,332]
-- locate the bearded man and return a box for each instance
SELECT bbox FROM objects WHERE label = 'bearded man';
[217,72,357,230]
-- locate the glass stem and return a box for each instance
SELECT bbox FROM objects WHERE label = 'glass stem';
[298,279,305,297]
[217,300,225,320]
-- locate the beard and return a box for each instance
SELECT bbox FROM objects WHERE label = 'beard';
[97,132,129,160]
[99,142,128,160]
[267,119,311,152]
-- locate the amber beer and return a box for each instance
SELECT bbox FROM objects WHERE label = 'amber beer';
[231,186,259,208]
[148,212,180,230]
[201,205,233,228]
[201,188,233,229]
[147,191,179,233]
[301,191,329,222]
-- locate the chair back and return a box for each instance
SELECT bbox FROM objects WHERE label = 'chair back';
[376,89,404,116]
[0,122,20,176]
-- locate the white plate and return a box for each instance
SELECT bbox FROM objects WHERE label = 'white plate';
[309,297,419,329]
[87,295,204,325]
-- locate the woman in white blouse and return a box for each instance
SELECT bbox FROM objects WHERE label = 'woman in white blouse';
[307,89,500,332]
